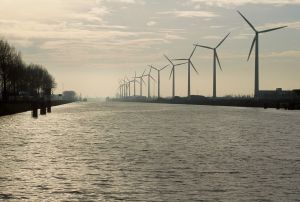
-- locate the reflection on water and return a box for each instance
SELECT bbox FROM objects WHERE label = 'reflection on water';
[0,102,299,201]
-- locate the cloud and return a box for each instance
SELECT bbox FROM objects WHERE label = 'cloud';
[232,34,250,40]
[146,21,157,26]
[258,21,300,30]
[0,19,138,40]
[262,50,300,58]
[203,35,222,39]
[158,10,218,18]
[190,0,300,7]
[209,25,224,29]
[97,0,144,4]
[212,50,300,59]
[195,50,300,60]
[159,28,187,34]
[12,39,34,48]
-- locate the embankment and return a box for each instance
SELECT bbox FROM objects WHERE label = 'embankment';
[0,100,73,116]
[109,97,300,110]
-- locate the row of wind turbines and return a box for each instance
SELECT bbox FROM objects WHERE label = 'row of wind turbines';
[117,11,287,99]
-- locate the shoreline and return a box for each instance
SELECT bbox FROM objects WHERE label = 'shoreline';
[0,100,73,117]
[108,97,300,110]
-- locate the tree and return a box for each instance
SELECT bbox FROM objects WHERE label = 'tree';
[0,39,14,101]
[0,38,57,101]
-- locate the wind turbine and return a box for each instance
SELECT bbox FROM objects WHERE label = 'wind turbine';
[135,70,146,96]
[143,68,156,99]
[117,85,121,99]
[194,33,230,98]
[149,64,169,99]
[172,46,198,97]
[237,10,287,98]
[164,55,188,98]
[123,78,128,98]
[118,80,123,99]
[133,71,139,97]
[125,77,131,97]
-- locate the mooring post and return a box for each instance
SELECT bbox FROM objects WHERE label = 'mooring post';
[31,101,38,118]
[47,100,51,113]
[40,98,46,115]
[46,88,52,113]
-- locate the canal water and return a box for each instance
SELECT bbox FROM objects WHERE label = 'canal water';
[0,102,299,201]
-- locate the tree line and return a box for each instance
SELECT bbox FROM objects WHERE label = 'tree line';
[0,38,56,102]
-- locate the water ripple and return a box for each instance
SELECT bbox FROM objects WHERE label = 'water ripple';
[0,102,299,201]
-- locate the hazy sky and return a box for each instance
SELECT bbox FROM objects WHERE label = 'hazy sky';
[0,0,299,97]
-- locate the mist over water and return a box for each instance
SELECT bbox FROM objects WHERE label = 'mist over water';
[0,102,299,201]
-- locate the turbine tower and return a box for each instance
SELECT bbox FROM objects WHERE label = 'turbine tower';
[118,80,123,99]
[237,10,287,98]
[149,64,169,99]
[126,77,131,97]
[194,33,230,98]
[133,72,138,97]
[135,70,146,96]
[165,55,187,98]
[121,84,125,98]
[143,68,156,99]
[172,46,198,97]
[123,78,128,98]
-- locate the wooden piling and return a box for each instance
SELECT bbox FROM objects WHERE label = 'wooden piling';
[31,102,38,118]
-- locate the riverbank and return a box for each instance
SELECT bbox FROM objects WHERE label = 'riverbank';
[108,96,300,110]
[0,100,73,116]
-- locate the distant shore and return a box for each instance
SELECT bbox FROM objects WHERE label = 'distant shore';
[0,100,73,117]
[108,96,300,110]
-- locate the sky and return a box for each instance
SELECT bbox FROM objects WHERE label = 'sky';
[0,0,299,98]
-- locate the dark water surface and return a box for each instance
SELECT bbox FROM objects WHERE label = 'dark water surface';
[0,102,299,201]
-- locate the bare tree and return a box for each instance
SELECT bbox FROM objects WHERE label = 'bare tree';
[0,38,57,102]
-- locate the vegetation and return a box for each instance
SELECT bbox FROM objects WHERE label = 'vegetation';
[0,38,56,102]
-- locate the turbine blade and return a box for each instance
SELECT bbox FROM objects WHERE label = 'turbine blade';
[194,44,213,50]
[141,78,146,85]
[150,75,156,82]
[190,46,197,59]
[169,68,174,80]
[247,36,256,61]
[142,69,146,76]
[175,62,188,66]
[216,32,230,48]
[164,54,173,65]
[151,65,158,71]
[191,62,199,74]
[237,10,256,32]
[149,67,152,74]
[216,52,222,71]
[259,26,287,33]
[173,59,188,61]
[160,64,169,71]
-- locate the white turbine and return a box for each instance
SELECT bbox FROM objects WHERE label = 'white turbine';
[237,10,287,98]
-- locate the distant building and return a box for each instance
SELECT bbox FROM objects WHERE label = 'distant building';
[259,88,296,99]
[63,91,77,101]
